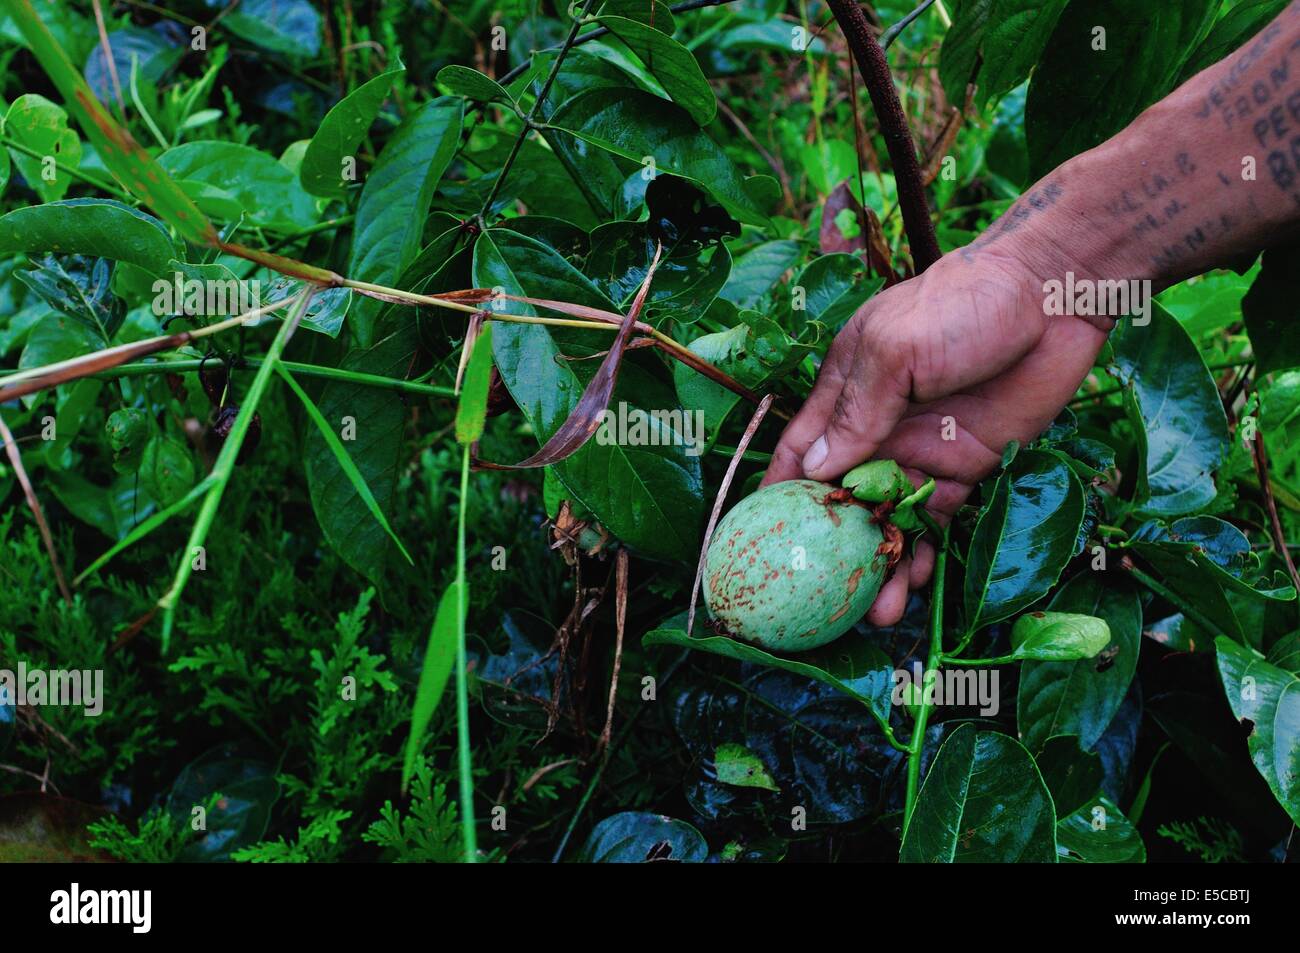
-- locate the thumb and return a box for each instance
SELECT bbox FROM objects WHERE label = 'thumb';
[800,334,912,482]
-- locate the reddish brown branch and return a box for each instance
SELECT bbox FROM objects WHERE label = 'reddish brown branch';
[826,0,942,273]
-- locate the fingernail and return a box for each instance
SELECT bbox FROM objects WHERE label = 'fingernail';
[802,435,828,475]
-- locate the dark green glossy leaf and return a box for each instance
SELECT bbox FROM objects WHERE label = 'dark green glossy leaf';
[1034,735,1104,819]
[349,97,463,346]
[0,199,179,276]
[964,448,1085,633]
[139,433,196,507]
[474,229,704,562]
[644,627,894,727]
[1242,241,1300,374]
[602,0,676,33]
[1108,302,1229,516]
[1018,573,1142,753]
[1215,637,1300,824]
[672,667,900,824]
[300,66,404,198]
[586,220,732,326]
[305,325,419,588]
[1026,0,1218,178]
[900,724,1057,862]
[596,16,715,125]
[83,25,180,102]
[1056,796,1145,862]
[1129,516,1295,645]
[165,744,279,862]
[551,88,773,225]
[575,811,707,862]
[794,252,880,331]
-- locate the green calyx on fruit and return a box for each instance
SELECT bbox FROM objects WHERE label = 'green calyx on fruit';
[841,459,935,531]
[703,479,890,653]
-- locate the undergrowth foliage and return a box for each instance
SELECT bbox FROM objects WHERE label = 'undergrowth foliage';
[0,0,1296,864]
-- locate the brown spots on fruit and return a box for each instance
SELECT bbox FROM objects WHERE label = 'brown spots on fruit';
[846,567,864,595]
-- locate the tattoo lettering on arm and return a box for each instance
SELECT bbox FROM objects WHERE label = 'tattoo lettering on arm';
[962,182,1065,260]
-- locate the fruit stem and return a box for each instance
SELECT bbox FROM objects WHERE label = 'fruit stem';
[903,522,948,837]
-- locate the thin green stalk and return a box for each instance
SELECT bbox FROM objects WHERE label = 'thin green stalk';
[156,292,312,652]
[94,358,457,398]
[903,523,949,835]
[455,443,477,862]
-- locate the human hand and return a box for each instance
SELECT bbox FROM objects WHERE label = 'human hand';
[761,244,1113,626]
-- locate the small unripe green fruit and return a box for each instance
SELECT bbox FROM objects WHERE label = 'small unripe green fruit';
[703,479,887,653]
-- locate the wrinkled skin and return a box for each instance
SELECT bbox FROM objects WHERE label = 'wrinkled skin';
[762,246,1113,626]
[703,480,887,652]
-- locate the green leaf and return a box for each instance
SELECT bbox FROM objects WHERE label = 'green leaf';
[1214,636,1300,824]
[1180,0,1290,81]
[596,16,716,125]
[1011,611,1111,661]
[551,88,773,226]
[1018,574,1142,752]
[301,66,404,198]
[1108,302,1230,516]
[720,240,801,309]
[643,627,895,729]
[165,746,278,862]
[4,93,81,202]
[575,811,707,863]
[474,229,704,562]
[1130,516,1294,645]
[977,0,1068,107]
[602,0,676,32]
[138,433,196,507]
[436,64,513,105]
[586,219,732,324]
[672,315,808,433]
[348,97,463,347]
[939,0,992,107]
[900,725,1057,862]
[963,448,1085,633]
[304,326,418,587]
[0,199,179,275]
[794,253,880,331]
[1056,796,1145,862]
[403,581,464,791]
[277,362,412,566]
[1242,241,1300,374]
[455,324,494,446]
[1025,0,1219,178]
[223,0,321,58]
[0,0,218,245]
[157,141,318,232]
[1034,735,1104,820]
[713,742,780,792]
